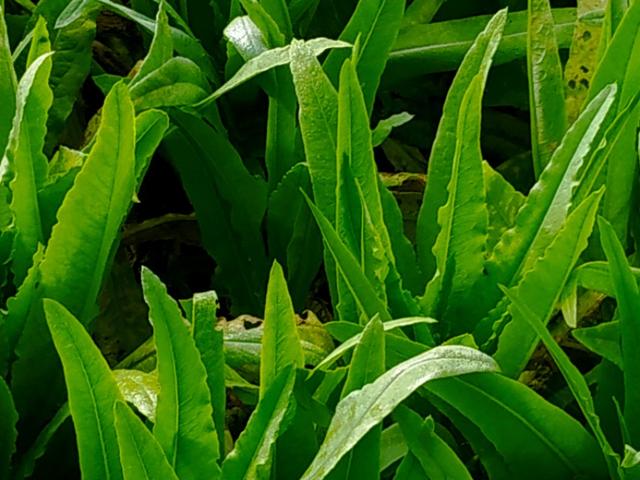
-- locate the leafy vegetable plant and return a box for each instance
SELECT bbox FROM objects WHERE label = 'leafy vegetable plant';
[0,0,639,479]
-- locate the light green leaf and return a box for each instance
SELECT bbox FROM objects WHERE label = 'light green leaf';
[141,267,221,478]
[371,112,414,147]
[114,370,159,423]
[416,9,506,283]
[599,217,640,445]
[324,0,406,113]
[573,321,622,368]
[132,1,173,85]
[114,402,179,480]
[11,82,137,436]
[301,346,498,479]
[494,189,603,377]
[191,290,226,459]
[44,299,124,480]
[222,367,296,479]
[133,110,170,188]
[474,85,617,344]
[261,262,304,399]
[528,0,568,177]
[6,52,52,285]
[421,74,489,336]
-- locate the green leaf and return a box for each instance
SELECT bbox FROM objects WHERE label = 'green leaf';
[474,85,617,343]
[141,267,221,478]
[113,369,159,423]
[261,262,304,399]
[494,189,604,377]
[402,0,444,27]
[114,402,179,480]
[503,287,621,478]
[421,74,489,336]
[44,299,124,480]
[305,194,392,321]
[483,162,525,252]
[394,407,472,480]
[267,163,322,309]
[11,82,137,438]
[130,57,209,110]
[132,1,173,86]
[191,290,226,459]
[205,37,350,103]
[6,52,52,285]
[527,0,568,177]
[0,3,17,157]
[222,366,296,479]
[164,111,268,315]
[260,0,292,40]
[599,217,640,445]
[133,110,170,188]
[301,346,498,479]
[573,321,622,368]
[388,8,578,80]
[587,0,640,243]
[0,377,17,480]
[329,317,385,480]
[316,316,435,370]
[416,9,506,283]
[371,112,414,147]
[324,0,406,113]
[427,373,609,480]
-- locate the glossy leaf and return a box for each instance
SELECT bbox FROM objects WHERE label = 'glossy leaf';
[113,370,159,423]
[44,299,124,480]
[132,1,173,85]
[527,0,567,177]
[0,3,17,157]
[301,346,498,479]
[141,267,221,478]
[114,402,179,480]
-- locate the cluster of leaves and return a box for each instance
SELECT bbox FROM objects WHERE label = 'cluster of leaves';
[0,0,640,478]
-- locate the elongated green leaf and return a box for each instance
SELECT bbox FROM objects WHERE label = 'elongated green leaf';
[324,0,406,113]
[301,346,498,479]
[427,372,609,480]
[503,288,621,478]
[421,74,489,336]
[494,189,603,377]
[132,1,173,85]
[528,0,568,177]
[261,261,304,399]
[587,0,640,243]
[7,52,52,285]
[113,370,159,423]
[204,37,350,103]
[305,195,392,321]
[571,261,640,298]
[261,0,292,40]
[388,8,577,80]
[416,9,506,283]
[0,377,17,480]
[11,82,137,438]
[0,4,17,157]
[44,299,124,480]
[114,402,179,480]
[329,317,385,480]
[371,112,414,147]
[141,267,221,478]
[191,290,226,459]
[133,110,170,187]
[599,217,640,445]
[394,407,472,480]
[222,367,296,479]
[474,85,617,343]
[164,111,268,315]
